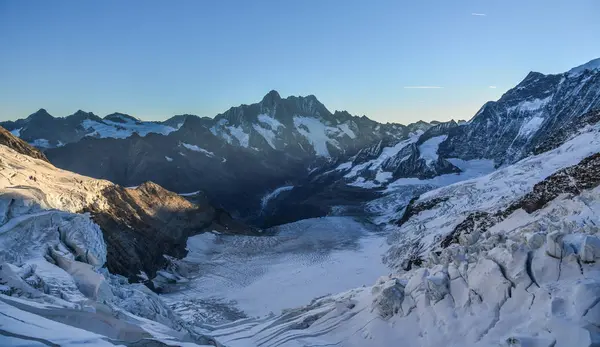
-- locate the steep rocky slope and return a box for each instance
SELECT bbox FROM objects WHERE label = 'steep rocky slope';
[0,125,48,162]
[86,182,253,283]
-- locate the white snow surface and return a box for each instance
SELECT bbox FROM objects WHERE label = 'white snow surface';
[4,118,600,346]
[257,114,284,130]
[337,123,357,139]
[29,138,52,148]
[348,177,381,189]
[384,123,600,257]
[0,144,214,346]
[160,217,388,320]
[228,125,250,147]
[344,133,422,180]
[518,115,545,138]
[210,119,251,148]
[261,185,294,209]
[9,128,21,137]
[507,96,552,114]
[293,116,340,157]
[82,118,178,139]
[253,124,278,149]
[180,142,215,157]
[418,135,447,164]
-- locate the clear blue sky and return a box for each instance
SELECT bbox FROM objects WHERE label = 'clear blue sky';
[1,0,599,124]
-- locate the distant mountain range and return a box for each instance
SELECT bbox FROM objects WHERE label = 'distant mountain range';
[3,57,600,227]
[3,58,600,346]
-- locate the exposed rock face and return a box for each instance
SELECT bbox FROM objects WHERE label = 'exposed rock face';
[0,126,48,162]
[532,109,600,155]
[6,59,600,230]
[84,182,254,283]
[387,143,461,179]
[395,196,448,227]
[45,130,308,224]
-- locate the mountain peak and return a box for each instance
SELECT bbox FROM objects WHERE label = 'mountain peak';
[568,57,600,76]
[27,108,53,121]
[261,90,282,105]
[72,109,96,117]
[104,112,139,123]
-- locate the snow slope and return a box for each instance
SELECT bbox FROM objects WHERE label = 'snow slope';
[385,123,600,263]
[418,135,447,164]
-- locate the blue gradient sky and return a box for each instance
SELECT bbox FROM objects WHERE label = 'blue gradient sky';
[1,0,599,123]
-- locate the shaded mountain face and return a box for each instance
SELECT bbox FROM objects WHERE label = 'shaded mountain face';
[439,58,600,164]
[84,181,254,284]
[22,92,431,225]
[206,90,413,158]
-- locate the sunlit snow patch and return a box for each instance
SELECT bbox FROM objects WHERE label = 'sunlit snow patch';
[180,142,215,157]
[418,135,447,165]
[261,185,294,209]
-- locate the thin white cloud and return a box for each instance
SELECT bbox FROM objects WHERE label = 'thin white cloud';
[403,86,443,89]
[471,13,486,16]
[489,86,497,89]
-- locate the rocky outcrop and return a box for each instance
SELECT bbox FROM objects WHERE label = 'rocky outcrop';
[395,197,448,227]
[0,126,48,162]
[84,181,255,283]
[514,152,600,213]
[533,109,600,155]
[389,144,461,179]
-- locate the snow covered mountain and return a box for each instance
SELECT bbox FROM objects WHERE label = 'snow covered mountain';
[440,58,600,164]
[3,92,431,225]
[207,90,419,158]
[279,58,600,213]
[2,58,600,347]
[0,109,184,148]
